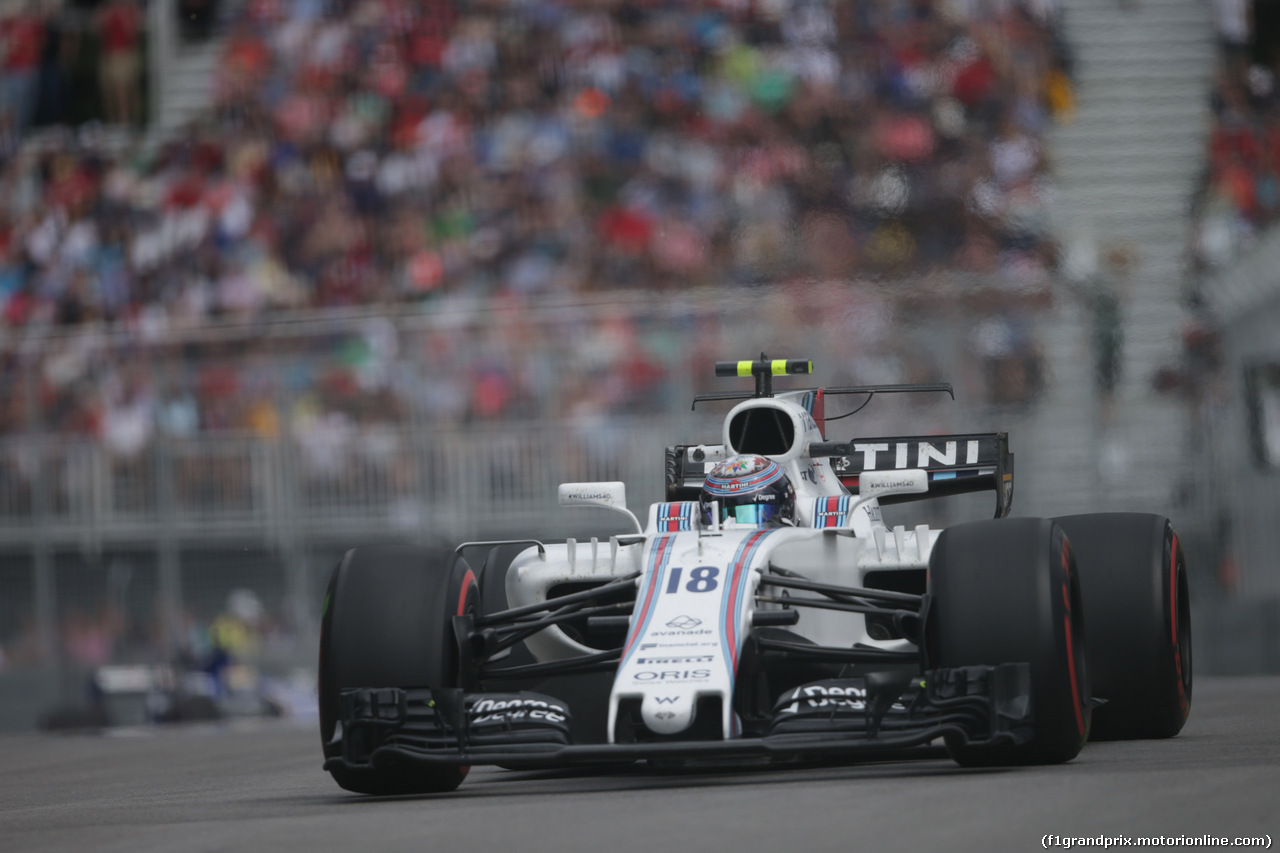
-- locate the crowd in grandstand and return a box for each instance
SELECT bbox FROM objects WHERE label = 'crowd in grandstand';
[0,0,1070,440]
[1192,0,1280,272]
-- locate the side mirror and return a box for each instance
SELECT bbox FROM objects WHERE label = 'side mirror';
[557,482,642,533]
[857,469,929,501]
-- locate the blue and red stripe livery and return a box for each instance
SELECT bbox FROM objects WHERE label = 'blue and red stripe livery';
[619,535,675,667]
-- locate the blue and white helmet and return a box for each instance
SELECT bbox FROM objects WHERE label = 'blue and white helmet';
[699,454,796,527]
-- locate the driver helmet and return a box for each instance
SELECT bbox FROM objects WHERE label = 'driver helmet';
[700,454,796,528]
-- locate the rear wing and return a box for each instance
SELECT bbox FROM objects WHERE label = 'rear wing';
[665,433,1014,518]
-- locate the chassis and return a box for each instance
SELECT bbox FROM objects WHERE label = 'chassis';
[320,358,1193,794]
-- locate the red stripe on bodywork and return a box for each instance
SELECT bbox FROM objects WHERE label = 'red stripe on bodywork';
[724,530,767,670]
[812,388,826,436]
[820,497,845,528]
[622,536,670,659]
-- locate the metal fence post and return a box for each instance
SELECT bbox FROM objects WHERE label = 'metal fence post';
[25,358,58,675]
[155,435,183,660]
[275,419,314,643]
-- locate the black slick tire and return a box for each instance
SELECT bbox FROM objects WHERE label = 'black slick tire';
[319,544,477,794]
[1054,513,1192,740]
[926,517,1090,765]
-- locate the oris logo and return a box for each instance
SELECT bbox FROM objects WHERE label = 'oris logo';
[634,670,712,681]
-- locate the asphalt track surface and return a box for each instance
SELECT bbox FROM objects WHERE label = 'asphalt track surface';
[1,677,1276,853]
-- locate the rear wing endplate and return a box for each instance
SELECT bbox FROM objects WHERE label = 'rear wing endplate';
[666,433,1014,518]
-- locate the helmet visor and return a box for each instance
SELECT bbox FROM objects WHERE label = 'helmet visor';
[726,502,782,525]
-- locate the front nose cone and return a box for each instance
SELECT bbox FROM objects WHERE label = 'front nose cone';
[641,692,696,735]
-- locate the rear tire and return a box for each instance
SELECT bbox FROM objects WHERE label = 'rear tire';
[926,517,1090,765]
[1054,513,1192,740]
[319,544,477,794]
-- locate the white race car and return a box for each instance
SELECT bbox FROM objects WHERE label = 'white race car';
[319,357,1192,794]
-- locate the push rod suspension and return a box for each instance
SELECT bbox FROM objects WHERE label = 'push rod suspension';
[754,594,916,620]
[476,572,639,627]
[759,574,923,607]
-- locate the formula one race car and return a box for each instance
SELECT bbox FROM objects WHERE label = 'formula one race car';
[319,357,1193,794]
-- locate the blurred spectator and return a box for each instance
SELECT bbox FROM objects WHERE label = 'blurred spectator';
[1,1,45,137]
[1214,0,1252,65]
[208,588,263,666]
[62,602,122,668]
[34,1,76,127]
[101,369,155,456]
[970,313,1045,406]
[1090,243,1138,420]
[96,0,141,126]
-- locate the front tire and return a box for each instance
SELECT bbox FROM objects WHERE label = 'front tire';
[1054,513,1191,740]
[926,517,1090,765]
[319,544,477,794]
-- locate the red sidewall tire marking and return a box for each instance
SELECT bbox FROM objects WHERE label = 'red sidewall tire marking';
[1061,537,1085,740]
[458,569,476,616]
[456,566,477,780]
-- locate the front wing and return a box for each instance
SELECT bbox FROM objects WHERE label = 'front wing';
[324,663,1034,773]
